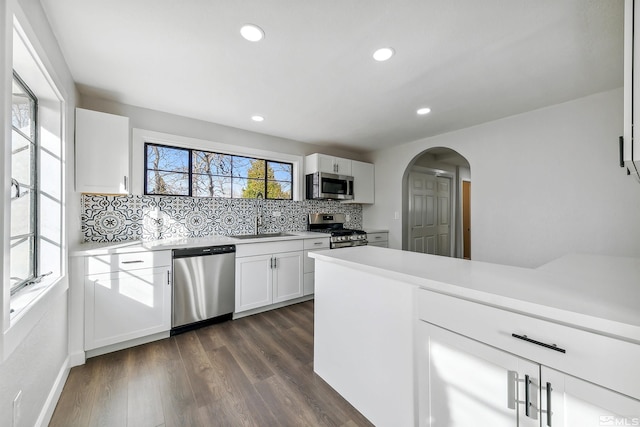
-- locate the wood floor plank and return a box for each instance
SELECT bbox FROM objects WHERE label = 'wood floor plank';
[202,320,275,384]
[202,346,278,426]
[127,372,165,427]
[156,359,201,427]
[49,360,101,427]
[87,376,128,427]
[254,375,323,427]
[173,331,223,406]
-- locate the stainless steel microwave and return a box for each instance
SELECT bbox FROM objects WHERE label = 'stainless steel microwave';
[305,172,354,200]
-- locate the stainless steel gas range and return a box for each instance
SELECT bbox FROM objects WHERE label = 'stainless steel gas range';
[308,213,368,249]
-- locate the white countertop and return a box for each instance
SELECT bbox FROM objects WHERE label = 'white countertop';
[310,247,640,343]
[71,231,328,256]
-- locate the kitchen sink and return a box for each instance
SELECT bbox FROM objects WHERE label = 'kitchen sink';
[234,232,295,240]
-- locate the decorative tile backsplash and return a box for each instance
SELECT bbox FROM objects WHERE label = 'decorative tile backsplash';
[81,194,363,243]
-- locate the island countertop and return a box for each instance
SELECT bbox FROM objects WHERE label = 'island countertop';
[310,246,640,343]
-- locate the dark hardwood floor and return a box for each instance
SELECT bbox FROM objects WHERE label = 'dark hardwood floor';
[49,301,374,427]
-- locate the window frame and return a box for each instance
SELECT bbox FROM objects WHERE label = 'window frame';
[143,142,294,200]
[10,71,38,296]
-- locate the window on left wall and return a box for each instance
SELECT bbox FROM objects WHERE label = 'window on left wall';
[7,19,65,324]
[10,73,39,296]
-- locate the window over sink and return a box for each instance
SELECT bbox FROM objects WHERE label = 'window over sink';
[144,143,293,200]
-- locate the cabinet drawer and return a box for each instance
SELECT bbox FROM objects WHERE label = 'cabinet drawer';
[86,250,171,275]
[236,240,303,257]
[367,232,388,243]
[303,237,330,250]
[417,288,640,400]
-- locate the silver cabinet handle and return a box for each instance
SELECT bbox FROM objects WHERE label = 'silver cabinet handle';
[124,175,128,191]
[313,242,323,245]
[167,270,171,285]
[507,370,517,410]
[273,257,277,269]
[121,260,144,264]
[546,382,552,426]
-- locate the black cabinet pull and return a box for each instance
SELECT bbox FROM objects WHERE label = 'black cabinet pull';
[512,333,566,353]
[620,136,625,168]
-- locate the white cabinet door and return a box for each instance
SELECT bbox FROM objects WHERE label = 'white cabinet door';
[235,254,273,312]
[272,251,303,303]
[85,267,171,350]
[75,108,130,194]
[317,154,337,174]
[348,160,374,204]
[417,322,540,427]
[542,367,640,427]
[334,157,352,175]
[305,153,352,175]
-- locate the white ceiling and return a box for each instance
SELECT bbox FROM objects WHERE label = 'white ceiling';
[40,0,624,153]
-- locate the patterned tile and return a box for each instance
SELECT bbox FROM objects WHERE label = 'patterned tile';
[81,194,363,243]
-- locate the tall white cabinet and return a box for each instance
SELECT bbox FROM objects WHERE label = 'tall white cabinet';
[75,108,130,194]
[624,0,640,175]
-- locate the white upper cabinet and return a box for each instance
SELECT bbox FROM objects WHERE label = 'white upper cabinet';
[75,108,130,194]
[305,153,375,203]
[624,0,640,175]
[305,153,352,175]
[345,160,374,204]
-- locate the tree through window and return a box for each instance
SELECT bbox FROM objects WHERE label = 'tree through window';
[144,143,293,199]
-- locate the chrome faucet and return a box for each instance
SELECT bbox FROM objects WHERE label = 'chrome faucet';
[255,192,263,234]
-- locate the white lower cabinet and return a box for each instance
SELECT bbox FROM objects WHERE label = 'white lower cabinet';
[418,322,539,427]
[235,240,304,313]
[416,289,640,427]
[367,231,388,247]
[84,250,171,351]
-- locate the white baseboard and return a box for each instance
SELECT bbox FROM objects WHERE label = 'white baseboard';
[35,356,70,427]
[68,350,86,368]
[233,295,314,319]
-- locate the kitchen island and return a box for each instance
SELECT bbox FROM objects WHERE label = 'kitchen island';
[310,246,640,427]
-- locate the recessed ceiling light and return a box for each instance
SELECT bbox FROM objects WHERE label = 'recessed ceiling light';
[417,107,432,115]
[251,115,265,122]
[240,24,264,42]
[373,47,394,62]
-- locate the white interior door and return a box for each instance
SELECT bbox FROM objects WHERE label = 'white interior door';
[408,171,451,255]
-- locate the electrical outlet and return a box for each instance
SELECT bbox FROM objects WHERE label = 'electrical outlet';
[345,214,350,222]
[394,211,400,220]
[272,211,281,217]
[13,390,22,427]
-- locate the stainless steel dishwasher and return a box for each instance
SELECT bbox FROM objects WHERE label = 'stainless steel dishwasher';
[171,244,236,334]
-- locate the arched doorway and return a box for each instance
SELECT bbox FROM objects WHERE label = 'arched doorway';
[402,148,471,259]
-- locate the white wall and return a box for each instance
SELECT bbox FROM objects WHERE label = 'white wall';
[0,0,76,426]
[365,87,640,268]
